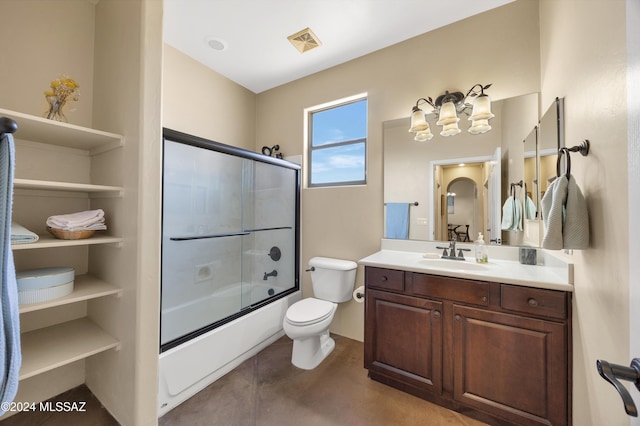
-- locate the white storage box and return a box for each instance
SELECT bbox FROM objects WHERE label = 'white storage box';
[16,267,75,305]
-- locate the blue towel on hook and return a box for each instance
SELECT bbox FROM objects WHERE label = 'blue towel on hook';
[0,132,21,414]
[385,203,410,239]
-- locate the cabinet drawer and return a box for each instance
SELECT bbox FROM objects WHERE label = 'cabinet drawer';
[501,285,567,319]
[365,267,404,292]
[411,273,489,306]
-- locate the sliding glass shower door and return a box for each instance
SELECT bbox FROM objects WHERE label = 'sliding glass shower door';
[161,129,300,351]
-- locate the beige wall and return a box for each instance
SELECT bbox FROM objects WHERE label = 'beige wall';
[256,0,541,341]
[162,45,256,151]
[0,0,95,127]
[539,1,631,424]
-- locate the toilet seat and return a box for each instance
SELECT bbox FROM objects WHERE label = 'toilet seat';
[285,298,336,326]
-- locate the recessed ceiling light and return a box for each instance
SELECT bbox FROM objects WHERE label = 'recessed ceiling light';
[287,27,321,53]
[205,37,227,51]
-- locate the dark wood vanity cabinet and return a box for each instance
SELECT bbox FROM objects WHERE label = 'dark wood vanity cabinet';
[364,266,572,426]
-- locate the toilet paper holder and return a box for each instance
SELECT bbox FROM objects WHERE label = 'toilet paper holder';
[353,285,365,301]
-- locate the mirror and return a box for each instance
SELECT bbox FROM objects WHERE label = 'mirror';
[383,93,540,246]
[521,97,564,246]
[538,97,565,199]
[522,126,539,246]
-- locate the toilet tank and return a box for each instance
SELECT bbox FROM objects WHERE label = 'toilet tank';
[308,257,357,303]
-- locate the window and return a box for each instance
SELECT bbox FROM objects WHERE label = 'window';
[308,96,367,187]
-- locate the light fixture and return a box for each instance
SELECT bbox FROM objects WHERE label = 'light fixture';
[409,84,493,140]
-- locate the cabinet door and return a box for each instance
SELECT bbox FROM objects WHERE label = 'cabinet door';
[365,289,443,394]
[453,305,568,426]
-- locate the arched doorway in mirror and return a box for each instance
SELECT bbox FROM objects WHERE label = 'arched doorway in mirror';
[443,177,478,242]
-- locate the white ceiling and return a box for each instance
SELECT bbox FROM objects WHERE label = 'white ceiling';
[163,0,514,94]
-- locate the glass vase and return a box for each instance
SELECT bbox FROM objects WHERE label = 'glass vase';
[45,96,67,122]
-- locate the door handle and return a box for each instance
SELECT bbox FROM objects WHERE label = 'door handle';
[596,358,640,417]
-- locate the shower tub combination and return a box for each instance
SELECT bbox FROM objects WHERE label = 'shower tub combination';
[158,129,300,415]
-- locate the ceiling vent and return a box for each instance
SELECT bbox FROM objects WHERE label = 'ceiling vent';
[287,27,322,53]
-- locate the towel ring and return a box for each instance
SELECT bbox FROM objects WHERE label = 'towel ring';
[556,140,590,179]
[556,148,571,179]
[510,180,523,199]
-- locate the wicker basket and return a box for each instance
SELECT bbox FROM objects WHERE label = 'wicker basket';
[47,227,96,240]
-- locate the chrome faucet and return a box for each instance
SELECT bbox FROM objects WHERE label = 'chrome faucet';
[263,270,278,280]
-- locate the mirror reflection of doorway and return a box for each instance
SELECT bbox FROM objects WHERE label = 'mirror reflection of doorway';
[444,178,476,241]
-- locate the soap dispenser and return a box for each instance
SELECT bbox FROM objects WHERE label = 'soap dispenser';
[475,233,488,264]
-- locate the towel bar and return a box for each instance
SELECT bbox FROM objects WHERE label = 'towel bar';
[384,202,419,206]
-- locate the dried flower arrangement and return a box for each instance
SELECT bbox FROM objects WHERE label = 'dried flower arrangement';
[44,76,80,122]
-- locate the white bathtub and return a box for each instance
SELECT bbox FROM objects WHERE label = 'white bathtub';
[161,282,289,346]
[158,286,301,416]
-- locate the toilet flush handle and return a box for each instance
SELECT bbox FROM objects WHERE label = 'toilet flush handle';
[305,267,315,272]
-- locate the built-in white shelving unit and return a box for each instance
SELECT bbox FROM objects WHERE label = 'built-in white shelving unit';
[6,107,124,388]
[12,234,123,250]
[19,318,120,380]
[14,178,123,195]
[0,108,123,154]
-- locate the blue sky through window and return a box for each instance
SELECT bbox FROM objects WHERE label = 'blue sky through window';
[310,98,367,185]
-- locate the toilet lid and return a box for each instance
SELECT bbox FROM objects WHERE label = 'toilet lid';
[286,298,336,326]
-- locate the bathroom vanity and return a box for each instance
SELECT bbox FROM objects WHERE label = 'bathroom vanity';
[360,243,572,426]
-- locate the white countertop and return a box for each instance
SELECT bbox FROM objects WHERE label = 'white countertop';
[359,241,574,292]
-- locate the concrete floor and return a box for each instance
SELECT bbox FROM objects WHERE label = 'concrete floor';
[2,335,486,425]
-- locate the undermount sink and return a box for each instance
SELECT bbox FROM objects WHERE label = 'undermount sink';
[418,258,490,272]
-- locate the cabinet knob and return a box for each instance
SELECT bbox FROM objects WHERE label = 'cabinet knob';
[433,310,441,318]
[481,296,488,302]
[527,298,539,307]
[380,275,388,282]
[454,314,461,321]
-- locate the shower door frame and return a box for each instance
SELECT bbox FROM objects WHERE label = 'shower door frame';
[160,127,301,353]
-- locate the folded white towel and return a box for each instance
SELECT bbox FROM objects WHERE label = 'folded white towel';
[541,174,588,249]
[10,222,39,244]
[46,209,107,231]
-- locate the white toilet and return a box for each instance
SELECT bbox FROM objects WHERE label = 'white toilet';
[283,256,357,370]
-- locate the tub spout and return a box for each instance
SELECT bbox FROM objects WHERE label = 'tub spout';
[263,270,278,280]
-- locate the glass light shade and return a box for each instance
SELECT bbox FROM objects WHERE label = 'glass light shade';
[409,108,428,132]
[436,101,459,125]
[440,121,461,137]
[414,127,434,141]
[468,118,492,134]
[469,94,494,121]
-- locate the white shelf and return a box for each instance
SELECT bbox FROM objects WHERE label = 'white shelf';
[19,317,119,380]
[11,234,123,250]
[0,107,123,155]
[14,178,123,195]
[19,275,121,314]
